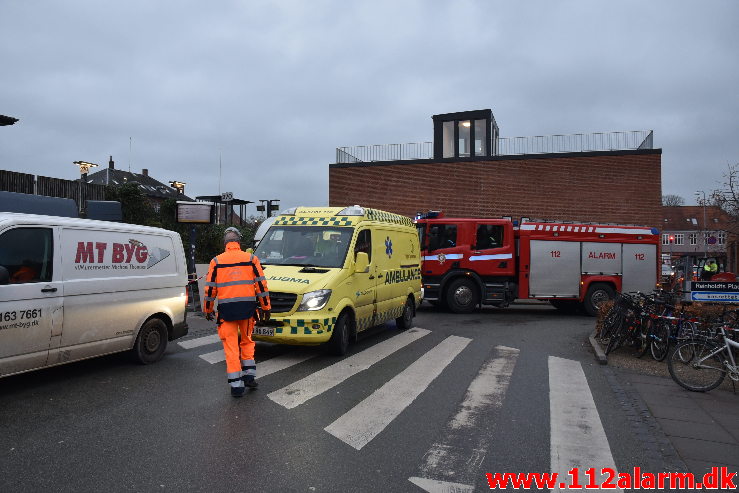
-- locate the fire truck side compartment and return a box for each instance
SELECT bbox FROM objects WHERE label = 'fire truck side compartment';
[622,243,657,293]
[529,240,581,297]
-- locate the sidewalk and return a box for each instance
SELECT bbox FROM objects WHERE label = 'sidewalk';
[614,369,739,479]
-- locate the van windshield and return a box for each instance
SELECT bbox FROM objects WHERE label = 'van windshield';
[254,226,354,268]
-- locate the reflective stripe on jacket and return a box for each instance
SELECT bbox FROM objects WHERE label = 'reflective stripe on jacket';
[203,242,271,321]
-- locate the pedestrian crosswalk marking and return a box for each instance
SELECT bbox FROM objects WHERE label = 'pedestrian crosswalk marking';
[268,328,431,409]
[255,352,320,378]
[549,356,621,492]
[324,335,471,451]
[177,334,220,349]
[408,345,520,492]
[178,333,320,374]
[197,348,227,364]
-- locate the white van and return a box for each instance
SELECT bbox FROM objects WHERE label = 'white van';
[0,213,189,377]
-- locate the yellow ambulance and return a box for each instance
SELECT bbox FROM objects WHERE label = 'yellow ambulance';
[251,206,422,355]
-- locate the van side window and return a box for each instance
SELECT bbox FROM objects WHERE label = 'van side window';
[428,224,457,251]
[0,228,54,284]
[354,229,372,262]
[476,224,504,250]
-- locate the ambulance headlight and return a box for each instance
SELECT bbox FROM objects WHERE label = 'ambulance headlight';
[297,289,332,311]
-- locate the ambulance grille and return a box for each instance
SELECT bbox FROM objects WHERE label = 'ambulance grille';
[269,292,298,314]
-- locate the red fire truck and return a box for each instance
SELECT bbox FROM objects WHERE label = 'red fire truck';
[415,212,660,315]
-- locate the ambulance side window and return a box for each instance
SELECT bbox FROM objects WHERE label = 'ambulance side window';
[354,229,372,262]
[0,228,54,285]
[476,224,504,250]
[428,224,457,251]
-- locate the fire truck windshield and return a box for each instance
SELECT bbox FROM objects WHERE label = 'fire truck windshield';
[428,224,458,251]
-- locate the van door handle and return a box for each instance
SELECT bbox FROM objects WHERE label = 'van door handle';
[368,275,375,279]
[41,287,57,293]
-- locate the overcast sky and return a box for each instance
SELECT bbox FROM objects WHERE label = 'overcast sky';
[2,0,738,215]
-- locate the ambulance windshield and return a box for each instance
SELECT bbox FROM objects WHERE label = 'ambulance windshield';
[254,226,354,268]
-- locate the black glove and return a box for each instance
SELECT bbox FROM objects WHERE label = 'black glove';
[205,312,214,321]
[256,308,270,322]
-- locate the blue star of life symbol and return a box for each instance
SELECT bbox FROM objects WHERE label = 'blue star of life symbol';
[385,237,393,258]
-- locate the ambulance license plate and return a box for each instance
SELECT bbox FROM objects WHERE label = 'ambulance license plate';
[253,326,274,337]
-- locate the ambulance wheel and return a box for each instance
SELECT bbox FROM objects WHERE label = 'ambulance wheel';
[396,297,414,330]
[132,317,168,364]
[327,312,350,356]
[446,278,479,314]
[583,283,615,317]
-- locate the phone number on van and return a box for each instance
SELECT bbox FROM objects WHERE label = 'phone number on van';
[1,309,42,323]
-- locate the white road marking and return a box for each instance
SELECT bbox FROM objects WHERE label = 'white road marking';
[198,348,227,364]
[549,356,621,492]
[197,348,318,376]
[408,477,474,493]
[408,345,520,492]
[177,334,220,349]
[257,352,320,378]
[268,328,431,409]
[324,335,471,451]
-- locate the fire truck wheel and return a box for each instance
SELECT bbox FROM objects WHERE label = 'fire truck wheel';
[583,283,615,317]
[446,277,479,314]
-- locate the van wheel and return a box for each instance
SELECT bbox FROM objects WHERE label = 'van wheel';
[583,283,615,317]
[446,278,478,314]
[327,312,350,356]
[132,318,168,364]
[396,297,414,330]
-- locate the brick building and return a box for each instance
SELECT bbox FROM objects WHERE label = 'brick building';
[661,205,738,272]
[329,109,662,228]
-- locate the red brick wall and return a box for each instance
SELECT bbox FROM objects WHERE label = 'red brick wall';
[329,150,662,228]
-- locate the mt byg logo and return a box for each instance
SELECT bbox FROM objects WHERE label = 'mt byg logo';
[74,239,171,268]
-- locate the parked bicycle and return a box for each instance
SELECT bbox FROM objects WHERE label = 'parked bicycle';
[668,325,739,392]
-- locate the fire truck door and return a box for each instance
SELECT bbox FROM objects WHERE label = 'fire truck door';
[424,223,464,275]
[469,223,515,276]
[622,244,657,293]
[529,240,580,297]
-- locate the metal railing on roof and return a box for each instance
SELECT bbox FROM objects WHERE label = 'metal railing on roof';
[336,142,433,163]
[497,130,653,156]
[335,130,653,163]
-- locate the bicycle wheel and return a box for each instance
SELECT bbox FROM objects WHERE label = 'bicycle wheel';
[677,320,698,341]
[605,323,627,354]
[650,320,670,361]
[668,340,727,392]
[634,318,652,358]
[600,307,623,340]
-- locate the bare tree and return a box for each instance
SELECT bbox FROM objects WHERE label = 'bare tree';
[709,163,739,234]
[662,194,685,206]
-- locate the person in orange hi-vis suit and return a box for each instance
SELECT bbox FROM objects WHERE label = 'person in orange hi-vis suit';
[203,227,271,397]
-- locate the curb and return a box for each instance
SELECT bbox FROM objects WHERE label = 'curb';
[589,329,608,365]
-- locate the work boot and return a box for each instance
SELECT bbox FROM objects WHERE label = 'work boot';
[243,376,259,389]
[230,386,245,397]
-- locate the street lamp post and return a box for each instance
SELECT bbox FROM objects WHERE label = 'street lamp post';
[169,180,186,195]
[73,160,99,215]
[695,190,707,258]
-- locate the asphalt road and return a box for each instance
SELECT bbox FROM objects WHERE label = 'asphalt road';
[1,303,677,492]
